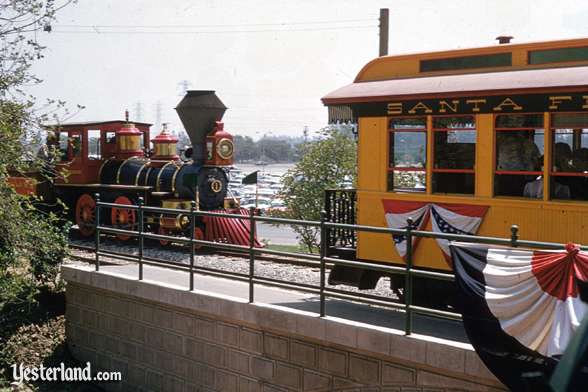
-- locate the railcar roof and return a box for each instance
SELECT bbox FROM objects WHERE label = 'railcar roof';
[322,65,588,105]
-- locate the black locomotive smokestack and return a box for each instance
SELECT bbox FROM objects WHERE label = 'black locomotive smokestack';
[175,90,227,164]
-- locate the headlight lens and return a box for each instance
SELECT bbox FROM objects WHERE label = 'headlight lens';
[216,138,234,160]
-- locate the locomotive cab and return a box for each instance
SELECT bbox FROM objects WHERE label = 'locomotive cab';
[48,121,151,184]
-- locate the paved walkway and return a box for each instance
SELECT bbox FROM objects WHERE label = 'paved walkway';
[96,263,469,344]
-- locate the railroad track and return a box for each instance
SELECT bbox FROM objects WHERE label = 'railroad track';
[68,236,320,268]
[66,234,398,301]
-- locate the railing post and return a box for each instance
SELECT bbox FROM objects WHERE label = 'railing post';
[319,210,327,317]
[94,193,100,271]
[138,197,144,281]
[248,207,256,303]
[511,224,519,247]
[190,201,196,291]
[404,217,414,335]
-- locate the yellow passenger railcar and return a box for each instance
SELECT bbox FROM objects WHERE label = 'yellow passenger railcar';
[322,37,588,300]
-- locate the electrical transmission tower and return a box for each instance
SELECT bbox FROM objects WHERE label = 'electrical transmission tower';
[134,102,143,122]
[178,80,191,96]
[155,101,162,132]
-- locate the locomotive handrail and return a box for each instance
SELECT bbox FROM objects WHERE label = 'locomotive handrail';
[89,197,587,337]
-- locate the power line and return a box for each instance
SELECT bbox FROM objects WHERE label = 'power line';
[50,25,377,35]
[55,18,376,29]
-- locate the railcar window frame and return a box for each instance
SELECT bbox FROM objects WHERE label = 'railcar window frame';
[550,112,588,201]
[493,113,544,199]
[387,117,427,193]
[431,115,476,195]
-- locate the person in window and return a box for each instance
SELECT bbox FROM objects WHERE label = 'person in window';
[572,148,588,172]
[553,142,573,172]
[37,131,57,161]
[497,132,541,171]
[524,176,570,199]
[569,148,588,200]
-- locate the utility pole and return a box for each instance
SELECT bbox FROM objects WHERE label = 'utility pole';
[379,8,389,57]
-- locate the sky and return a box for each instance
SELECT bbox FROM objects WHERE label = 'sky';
[26,0,588,140]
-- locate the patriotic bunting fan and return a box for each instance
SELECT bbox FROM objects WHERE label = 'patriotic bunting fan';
[382,200,488,263]
[451,242,588,390]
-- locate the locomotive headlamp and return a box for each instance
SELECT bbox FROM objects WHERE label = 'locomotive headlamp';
[216,138,234,160]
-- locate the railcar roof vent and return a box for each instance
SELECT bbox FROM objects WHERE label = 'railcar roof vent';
[496,35,514,44]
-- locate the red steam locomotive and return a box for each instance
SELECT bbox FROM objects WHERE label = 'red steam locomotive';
[10,90,257,246]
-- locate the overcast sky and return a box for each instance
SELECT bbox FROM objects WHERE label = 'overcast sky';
[26,0,588,139]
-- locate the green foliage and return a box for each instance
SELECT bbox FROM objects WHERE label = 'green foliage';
[0,1,74,304]
[233,134,304,163]
[279,126,357,251]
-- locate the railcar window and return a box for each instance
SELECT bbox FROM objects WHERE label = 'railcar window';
[528,46,588,65]
[88,130,101,159]
[494,114,544,198]
[432,116,475,194]
[550,113,588,201]
[420,52,512,72]
[388,117,426,192]
[57,132,68,161]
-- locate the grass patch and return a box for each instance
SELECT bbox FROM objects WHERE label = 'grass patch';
[264,243,318,254]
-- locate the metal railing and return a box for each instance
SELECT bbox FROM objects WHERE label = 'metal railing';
[90,193,585,336]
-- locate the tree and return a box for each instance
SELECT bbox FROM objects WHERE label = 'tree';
[279,126,357,252]
[233,134,258,162]
[0,2,74,298]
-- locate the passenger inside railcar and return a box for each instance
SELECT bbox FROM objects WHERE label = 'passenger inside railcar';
[496,131,541,172]
[494,114,544,198]
[550,114,588,200]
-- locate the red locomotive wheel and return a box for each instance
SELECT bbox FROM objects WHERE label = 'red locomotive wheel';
[158,226,172,246]
[111,195,137,241]
[193,227,204,251]
[75,194,96,237]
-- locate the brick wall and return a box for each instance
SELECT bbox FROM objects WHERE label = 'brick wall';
[63,265,505,392]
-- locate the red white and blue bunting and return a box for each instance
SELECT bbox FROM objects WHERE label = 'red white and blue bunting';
[451,242,588,390]
[382,200,488,261]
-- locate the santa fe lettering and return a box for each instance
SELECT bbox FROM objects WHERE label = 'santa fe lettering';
[386,95,588,115]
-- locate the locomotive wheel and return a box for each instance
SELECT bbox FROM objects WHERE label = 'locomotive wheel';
[111,195,137,241]
[75,194,96,237]
[193,227,204,251]
[158,226,172,246]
